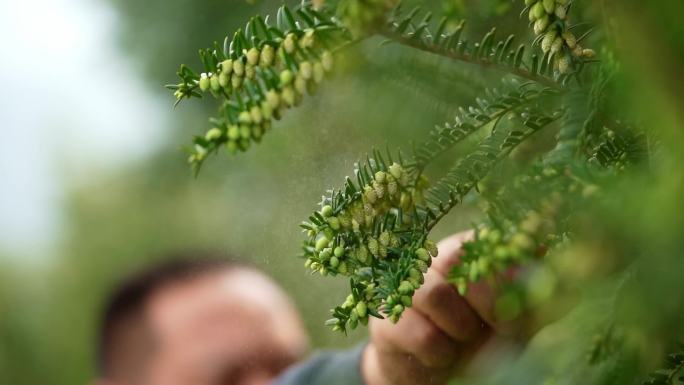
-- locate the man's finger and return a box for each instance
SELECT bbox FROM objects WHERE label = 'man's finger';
[370,309,459,368]
[412,267,485,341]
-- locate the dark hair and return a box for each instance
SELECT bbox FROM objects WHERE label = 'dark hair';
[96,253,242,378]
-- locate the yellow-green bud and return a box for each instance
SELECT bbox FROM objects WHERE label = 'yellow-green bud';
[338,261,348,274]
[250,105,263,124]
[231,75,242,88]
[415,260,428,273]
[227,125,240,140]
[328,216,340,230]
[511,233,535,252]
[294,75,307,95]
[238,111,252,124]
[551,36,564,54]
[266,90,280,110]
[542,0,555,14]
[315,236,330,251]
[401,295,412,307]
[321,51,333,72]
[205,127,222,141]
[260,101,273,120]
[300,29,315,48]
[281,86,296,107]
[226,140,239,154]
[534,15,550,35]
[389,163,403,180]
[562,31,576,48]
[367,238,379,256]
[424,240,438,257]
[283,33,297,54]
[233,60,245,76]
[239,125,251,139]
[260,44,275,66]
[218,71,230,87]
[379,231,391,247]
[415,248,430,262]
[199,73,210,91]
[321,205,334,217]
[582,48,596,58]
[372,181,385,199]
[220,59,233,74]
[363,186,378,204]
[299,61,313,80]
[329,256,339,268]
[313,62,324,83]
[334,246,345,258]
[280,70,294,86]
[398,280,414,295]
[246,47,260,66]
[555,4,567,19]
[355,301,367,318]
[558,54,572,74]
[541,31,556,53]
[392,304,404,315]
[245,65,255,79]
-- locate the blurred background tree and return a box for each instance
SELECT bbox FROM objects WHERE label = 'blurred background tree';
[0,1,682,385]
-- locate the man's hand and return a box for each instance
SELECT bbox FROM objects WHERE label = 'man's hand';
[361,231,507,385]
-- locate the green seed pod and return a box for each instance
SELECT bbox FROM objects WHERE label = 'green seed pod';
[342,294,355,308]
[246,47,260,66]
[218,71,230,87]
[321,51,333,72]
[321,205,334,217]
[398,280,414,295]
[542,0,555,14]
[541,31,556,53]
[315,236,330,252]
[220,59,233,74]
[328,216,340,230]
[283,33,297,53]
[226,140,239,154]
[334,246,345,258]
[199,73,210,91]
[355,301,367,318]
[389,313,400,324]
[329,256,339,268]
[313,62,324,84]
[233,59,245,76]
[281,86,296,107]
[239,124,251,139]
[415,248,430,262]
[379,231,391,247]
[388,163,403,180]
[205,127,222,141]
[225,125,239,140]
[409,268,421,280]
[374,171,387,183]
[260,44,275,66]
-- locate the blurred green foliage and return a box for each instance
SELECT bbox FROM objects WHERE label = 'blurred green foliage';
[0,1,682,385]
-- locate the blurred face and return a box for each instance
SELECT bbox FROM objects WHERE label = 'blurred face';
[137,268,308,385]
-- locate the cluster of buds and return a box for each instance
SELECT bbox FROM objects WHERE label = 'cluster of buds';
[525,0,596,74]
[450,208,556,295]
[338,0,398,35]
[301,161,438,331]
[186,35,334,163]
